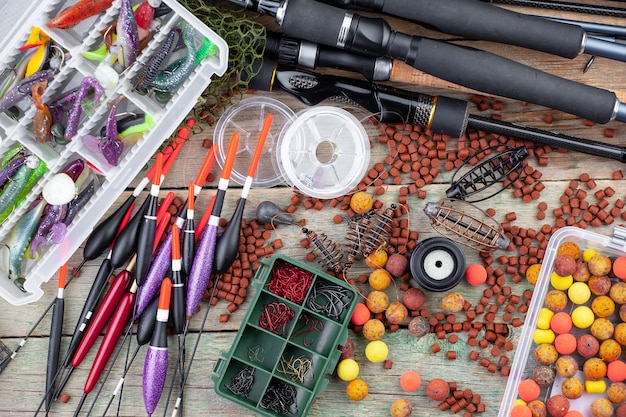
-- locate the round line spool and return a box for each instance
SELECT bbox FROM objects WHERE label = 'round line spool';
[277,106,370,199]
[214,97,297,188]
[410,237,466,292]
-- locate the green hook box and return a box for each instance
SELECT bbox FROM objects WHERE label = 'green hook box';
[212,253,358,417]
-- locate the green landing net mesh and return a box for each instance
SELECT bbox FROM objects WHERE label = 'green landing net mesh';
[178,0,267,124]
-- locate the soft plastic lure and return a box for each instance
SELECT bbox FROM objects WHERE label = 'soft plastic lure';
[134,1,155,30]
[1,146,25,168]
[0,156,26,190]
[65,76,104,141]
[0,157,47,224]
[32,81,53,144]
[19,27,51,77]
[117,0,139,69]
[0,69,55,114]
[29,203,67,258]
[0,49,37,99]
[0,155,40,217]
[49,86,79,125]
[2,199,46,291]
[82,98,124,165]
[63,178,96,226]
[151,23,197,92]
[47,0,114,29]
[135,28,177,91]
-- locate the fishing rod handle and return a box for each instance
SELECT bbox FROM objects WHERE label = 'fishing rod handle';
[264,31,392,81]
[251,60,469,136]
[326,0,585,58]
[279,0,619,123]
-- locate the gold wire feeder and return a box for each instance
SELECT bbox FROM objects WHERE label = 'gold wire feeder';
[424,199,510,252]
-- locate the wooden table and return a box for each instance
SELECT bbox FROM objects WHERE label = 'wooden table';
[2,1,626,416]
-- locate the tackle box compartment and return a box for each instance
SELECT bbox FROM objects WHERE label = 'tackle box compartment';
[0,0,228,304]
[499,226,626,417]
[212,254,358,417]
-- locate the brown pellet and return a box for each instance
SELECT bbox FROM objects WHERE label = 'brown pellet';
[431,343,441,353]
[383,360,393,369]
[447,351,457,360]
[439,402,451,412]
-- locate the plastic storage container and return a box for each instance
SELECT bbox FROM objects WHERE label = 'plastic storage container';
[499,226,626,417]
[0,0,228,304]
[212,254,358,417]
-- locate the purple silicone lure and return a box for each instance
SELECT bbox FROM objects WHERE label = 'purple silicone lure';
[62,158,85,182]
[101,98,124,165]
[64,77,104,141]
[30,204,67,258]
[48,86,79,125]
[117,0,139,69]
[0,69,55,114]
[63,179,96,226]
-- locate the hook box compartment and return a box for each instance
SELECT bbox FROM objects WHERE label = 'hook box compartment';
[499,226,626,417]
[212,254,358,417]
[0,0,228,304]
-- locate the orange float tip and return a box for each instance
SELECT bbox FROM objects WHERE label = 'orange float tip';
[195,194,216,240]
[58,263,67,289]
[188,182,195,211]
[154,212,171,250]
[153,152,163,186]
[156,191,175,219]
[248,113,273,177]
[171,224,180,260]
[158,278,172,310]
[161,136,186,177]
[194,144,218,187]
[222,132,240,181]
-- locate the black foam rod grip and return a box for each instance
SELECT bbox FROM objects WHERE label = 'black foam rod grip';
[391,36,618,123]
[281,0,350,51]
[383,0,585,58]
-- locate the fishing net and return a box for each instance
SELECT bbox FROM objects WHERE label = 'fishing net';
[178,0,267,125]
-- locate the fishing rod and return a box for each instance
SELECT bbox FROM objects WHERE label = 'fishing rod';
[225,0,626,125]
[481,0,626,19]
[317,0,626,63]
[250,60,626,163]
[263,31,483,94]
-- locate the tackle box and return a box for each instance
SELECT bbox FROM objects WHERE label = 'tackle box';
[0,0,228,304]
[212,254,358,417]
[499,226,626,417]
